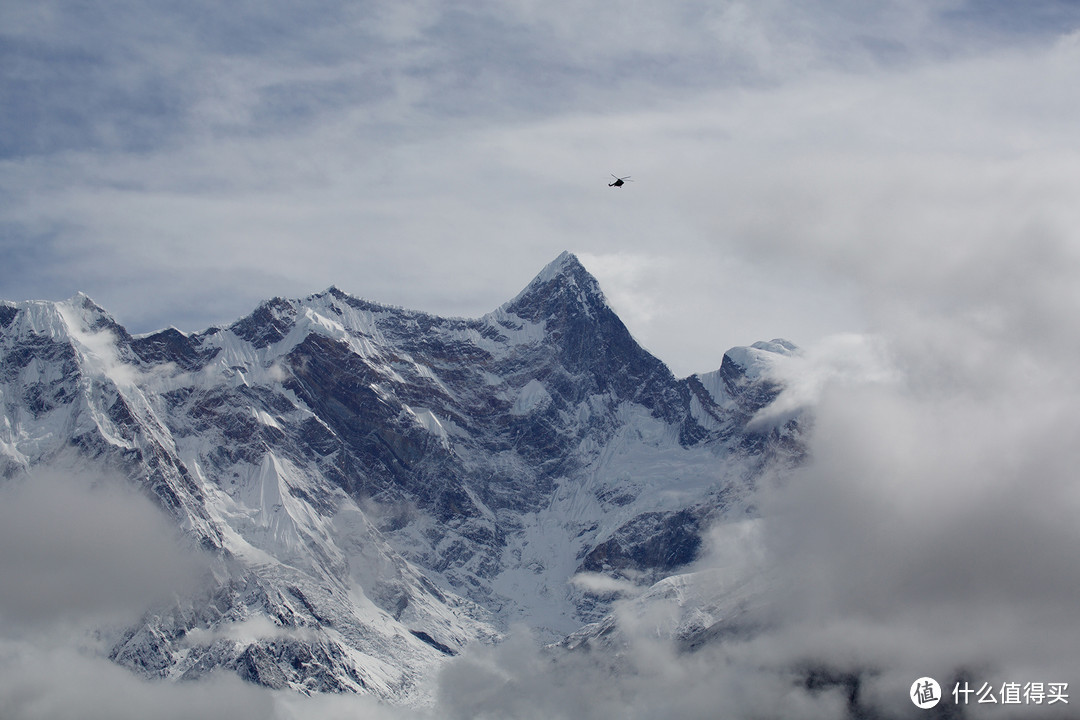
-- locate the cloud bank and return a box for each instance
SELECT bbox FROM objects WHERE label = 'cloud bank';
[0,470,205,630]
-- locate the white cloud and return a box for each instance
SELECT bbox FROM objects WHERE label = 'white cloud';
[0,642,282,720]
[182,616,318,648]
[0,469,207,630]
[0,468,279,719]
[568,572,640,597]
[747,332,899,429]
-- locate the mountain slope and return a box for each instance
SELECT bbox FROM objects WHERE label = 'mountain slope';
[0,252,801,701]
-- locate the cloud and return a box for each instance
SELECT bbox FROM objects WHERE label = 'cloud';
[434,621,853,720]
[275,691,428,720]
[569,572,640,597]
[746,332,899,429]
[0,467,286,719]
[740,344,1080,715]
[0,468,207,631]
[428,89,1080,709]
[0,643,281,720]
[181,616,318,648]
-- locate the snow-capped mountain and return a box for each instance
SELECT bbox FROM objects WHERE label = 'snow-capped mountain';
[0,252,801,701]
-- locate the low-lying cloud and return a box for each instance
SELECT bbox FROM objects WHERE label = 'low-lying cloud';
[0,469,206,630]
[0,643,279,720]
[0,468,282,720]
[427,332,1080,718]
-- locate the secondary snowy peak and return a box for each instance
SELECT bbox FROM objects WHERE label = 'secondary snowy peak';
[228,296,300,349]
[1,293,119,345]
[723,339,799,381]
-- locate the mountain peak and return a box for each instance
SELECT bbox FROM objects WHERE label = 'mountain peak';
[533,250,588,284]
[501,251,606,321]
[62,292,109,320]
[57,293,131,342]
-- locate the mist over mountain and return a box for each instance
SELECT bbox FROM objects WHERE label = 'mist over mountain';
[4,250,1079,720]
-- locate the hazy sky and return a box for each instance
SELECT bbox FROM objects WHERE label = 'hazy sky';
[5,1,1080,375]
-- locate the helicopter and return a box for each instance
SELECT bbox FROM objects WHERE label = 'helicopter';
[608,174,632,187]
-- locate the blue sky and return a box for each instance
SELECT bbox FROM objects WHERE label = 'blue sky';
[4,1,1080,374]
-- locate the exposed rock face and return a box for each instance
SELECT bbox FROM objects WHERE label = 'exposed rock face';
[0,252,801,701]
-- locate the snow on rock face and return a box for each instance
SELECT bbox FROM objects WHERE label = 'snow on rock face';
[510,379,552,416]
[0,252,804,702]
[723,339,799,381]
